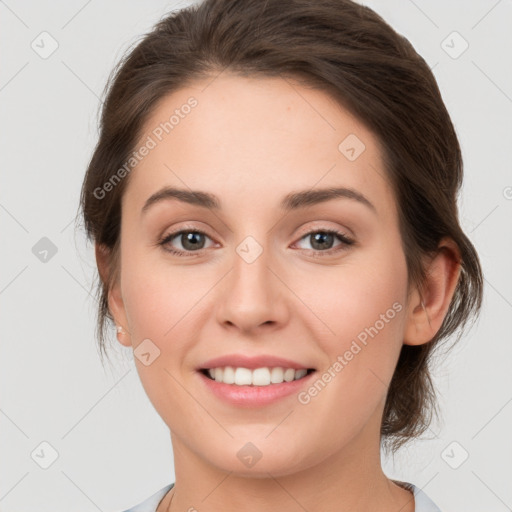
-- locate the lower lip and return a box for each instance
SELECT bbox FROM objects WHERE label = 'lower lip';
[197,370,316,407]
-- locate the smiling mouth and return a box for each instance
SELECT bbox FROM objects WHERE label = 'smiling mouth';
[199,367,316,386]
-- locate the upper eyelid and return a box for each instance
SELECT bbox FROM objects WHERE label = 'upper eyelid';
[164,224,351,238]
[295,223,353,239]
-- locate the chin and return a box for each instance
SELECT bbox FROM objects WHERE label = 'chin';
[200,440,315,478]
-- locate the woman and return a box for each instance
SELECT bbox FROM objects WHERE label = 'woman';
[79,0,483,510]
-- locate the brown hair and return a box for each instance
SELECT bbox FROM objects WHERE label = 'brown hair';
[77,0,483,451]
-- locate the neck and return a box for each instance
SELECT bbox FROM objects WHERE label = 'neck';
[162,413,414,512]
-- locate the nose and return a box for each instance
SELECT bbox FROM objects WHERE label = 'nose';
[216,239,289,334]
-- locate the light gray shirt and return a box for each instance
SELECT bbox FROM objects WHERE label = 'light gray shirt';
[121,482,441,511]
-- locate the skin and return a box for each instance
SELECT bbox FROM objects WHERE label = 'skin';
[96,73,461,512]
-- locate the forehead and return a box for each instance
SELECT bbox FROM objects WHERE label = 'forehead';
[123,72,394,219]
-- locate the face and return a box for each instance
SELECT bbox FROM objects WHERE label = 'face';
[109,73,413,476]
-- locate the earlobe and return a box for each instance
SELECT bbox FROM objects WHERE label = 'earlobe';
[403,237,461,346]
[115,322,131,348]
[95,242,131,347]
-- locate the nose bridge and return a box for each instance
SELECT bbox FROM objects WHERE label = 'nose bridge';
[216,231,287,331]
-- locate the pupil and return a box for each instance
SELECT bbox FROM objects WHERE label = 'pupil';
[182,232,204,250]
[312,232,333,250]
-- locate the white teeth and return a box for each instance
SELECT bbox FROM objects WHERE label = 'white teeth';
[204,366,311,386]
[252,368,270,386]
[234,367,252,385]
[270,367,284,384]
[223,366,235,384]
[294,369,308,380]
[284,368,295,382]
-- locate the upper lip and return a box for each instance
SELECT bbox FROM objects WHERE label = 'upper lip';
[199,354,315,370]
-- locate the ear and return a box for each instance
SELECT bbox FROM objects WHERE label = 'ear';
[403,237,462,346]
[95,242,132,347]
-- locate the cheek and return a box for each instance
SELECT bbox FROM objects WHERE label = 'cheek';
[302,249,407,342]
[119,255,203,417]
[121,252,206,340]
[299,238,408,390]
[292,251,408,446]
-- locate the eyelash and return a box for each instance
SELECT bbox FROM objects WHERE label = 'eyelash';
[156,225,355,258]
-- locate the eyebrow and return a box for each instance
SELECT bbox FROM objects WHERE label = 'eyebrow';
[141,186,377,215]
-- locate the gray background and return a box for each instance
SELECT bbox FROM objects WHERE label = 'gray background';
[1,0,511,510]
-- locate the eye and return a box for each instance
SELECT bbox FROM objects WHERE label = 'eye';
[156,227,355,257]
[157,228,215,256]
[293,229,355,255]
